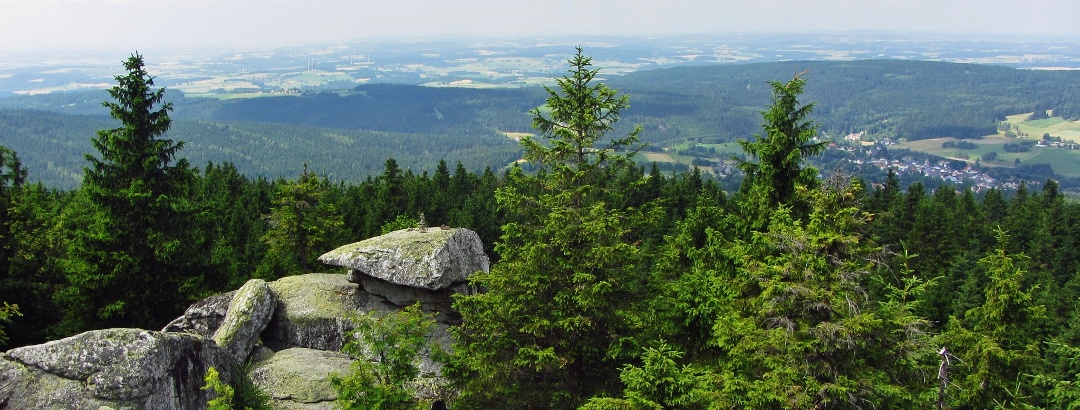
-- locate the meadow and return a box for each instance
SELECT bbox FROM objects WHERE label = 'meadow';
[897,113,1080,177]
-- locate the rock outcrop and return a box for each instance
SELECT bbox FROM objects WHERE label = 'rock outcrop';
[1,227,489,409]
[162,290,235,338]
[0,328,231,409]
[319,227,489,291]
[213,279,276,363]
[262,273,381,352]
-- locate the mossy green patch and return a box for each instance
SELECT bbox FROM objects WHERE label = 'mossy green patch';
[267,273,360,319]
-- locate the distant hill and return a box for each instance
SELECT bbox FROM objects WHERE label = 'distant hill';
[198,84,546,134]
[612,60,1080,141]
[0,109,522,189]
[3,60,1080,188]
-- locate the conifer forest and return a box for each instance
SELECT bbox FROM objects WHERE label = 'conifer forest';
[5,49,1080,409]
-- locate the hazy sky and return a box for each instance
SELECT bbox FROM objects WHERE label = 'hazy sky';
[1,0,1077,53]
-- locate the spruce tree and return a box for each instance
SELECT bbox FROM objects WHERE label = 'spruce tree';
[735,71,827,225]
[259,164,343,278]
[59,53,202,332]
[449,48,656,409]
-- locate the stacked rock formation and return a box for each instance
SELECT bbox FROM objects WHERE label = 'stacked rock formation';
[0,227,488,409]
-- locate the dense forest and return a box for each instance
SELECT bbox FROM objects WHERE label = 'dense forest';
[4,50,1080,409]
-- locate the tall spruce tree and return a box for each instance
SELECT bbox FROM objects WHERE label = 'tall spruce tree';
[735,71,826,225]
[59,53,202,332]
[449,48,657,409]
[0,145,26,348]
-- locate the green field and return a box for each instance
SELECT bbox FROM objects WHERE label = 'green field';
[899,122,1080,177]
[638,141,746,173]
[1027,148,1080,177]
[1006,113,1080,142]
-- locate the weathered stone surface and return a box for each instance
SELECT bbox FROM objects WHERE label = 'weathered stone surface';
[213,279,277,363]
[319,228,489,291]
[357,275,462,325]
[0,328,231,409]
[262,273,384,352]
[247,347,351,410]
[163,290,235,338]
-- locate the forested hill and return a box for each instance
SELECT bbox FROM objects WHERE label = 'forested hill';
[611,59,1080,141]
[198,84,546,134]
[195,60,1080,143]
[0,109,522,189]
[3,60,1080,188]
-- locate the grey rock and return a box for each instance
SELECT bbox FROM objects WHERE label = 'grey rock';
[0,328,231,410]
[262,273,382,352]
[213,279,277,363]
[162,291,235,338]
[356,275,462,325]
[247,347,352,409]
[319,228,489,291]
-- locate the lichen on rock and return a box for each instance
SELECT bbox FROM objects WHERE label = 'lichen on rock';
[162,290,235,338]
[319,227,489,291]
[247,347,352,409]
[262,273,382,352]
[212,279,276,363]
[1,328,231,409]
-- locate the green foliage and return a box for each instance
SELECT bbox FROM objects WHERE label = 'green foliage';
[0,145,29,348]
[0,302,20,346]
[331,303,439,410]
[380,214,419,235]
[202,365,272,410]
[203,367,235,410]
[259,164,344,278]
[449,48,657,409]
[710,179,934,408]
[58,53,206,332]
[581,341,713,410]
[735,71,827,224]
[524,47,642,193]
[1032,342,1080,409]
[940,228,1047,408]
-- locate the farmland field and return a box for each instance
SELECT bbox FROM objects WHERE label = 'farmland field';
[1027,149,1080,177]
[1006,113,1080,142]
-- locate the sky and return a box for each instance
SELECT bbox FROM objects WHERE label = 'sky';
[0,0,1078,53]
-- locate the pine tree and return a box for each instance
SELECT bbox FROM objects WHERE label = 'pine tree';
[735,71,827,224]
[940,228,1047,408]
[59,53,203,332]
[712,179,934,408]
[449,48,657,409]
[0,146,26,348]
[259,164,343,278]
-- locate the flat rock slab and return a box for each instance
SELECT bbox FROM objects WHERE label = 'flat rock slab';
[319,228,489,291]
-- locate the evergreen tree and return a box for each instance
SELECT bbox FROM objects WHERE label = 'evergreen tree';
[735,71,827,224]
[712,179,934,408]
[449,48,657,409]
[259,164,344,278]
[0,145,26,348]
[2,182,68,347]
[58,53,203,332]
[940,228,1047,408]
[0,145,26,282]
[197,162,271,290]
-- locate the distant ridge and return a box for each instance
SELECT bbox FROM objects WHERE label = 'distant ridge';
[3,60,1080,188]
